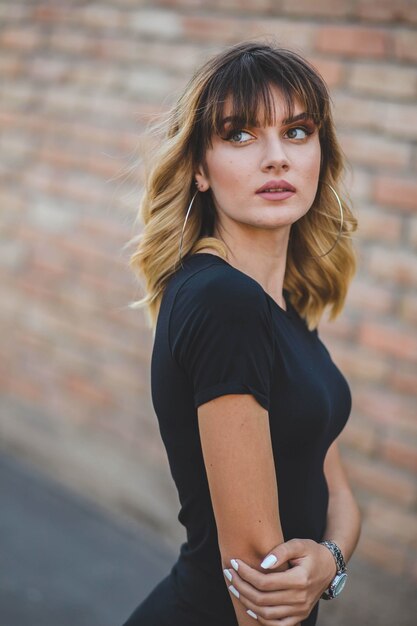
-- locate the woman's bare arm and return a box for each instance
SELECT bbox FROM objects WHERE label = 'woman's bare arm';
[322,438,362,563]
[204,437,361,625]
[198,392,285,626]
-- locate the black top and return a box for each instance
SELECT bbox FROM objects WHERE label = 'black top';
[149,252,352,626]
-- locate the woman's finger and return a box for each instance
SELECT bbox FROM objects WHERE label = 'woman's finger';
[226,581,302,623]
[260,539,312,570]
[229,559,289,591]
[256,614,303,626]
[223,568,296,607]
[229,558,304,592]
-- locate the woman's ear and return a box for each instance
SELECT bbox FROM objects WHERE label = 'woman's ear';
[194,165,210,192]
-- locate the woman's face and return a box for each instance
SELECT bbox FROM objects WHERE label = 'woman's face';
[196,85,321,236]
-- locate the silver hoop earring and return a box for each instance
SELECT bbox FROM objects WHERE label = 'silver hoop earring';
[178,189,199,265]
[309,182,344,258]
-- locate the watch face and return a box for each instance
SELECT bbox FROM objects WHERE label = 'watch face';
[333,572,348,596]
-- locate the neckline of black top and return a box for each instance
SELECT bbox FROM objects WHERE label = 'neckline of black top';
[184,252,293,319]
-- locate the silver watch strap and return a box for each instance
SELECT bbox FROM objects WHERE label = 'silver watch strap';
[320,540,347,573]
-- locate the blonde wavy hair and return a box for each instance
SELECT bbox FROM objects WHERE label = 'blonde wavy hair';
[126,40,357,331]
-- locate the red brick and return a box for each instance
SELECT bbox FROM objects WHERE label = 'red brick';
[410,219,417,248]
[64,374,116,409]
[153,0,200,6]
[0,108,154,147]
[1,129,37,163]
[252,20,315,49]
[333,94,382,131]
[353,387,417,434]
[335,96,417,140]
[158,0,248,15]
[2,82,38,111]
[315,25,390,58]
[31,3,72,23]
[179,15,244,43]
[217,0,273,12]
[346,168,372,202]
[99,361,151,398]
[399,293,417,327]
[74,5,126,30]
[348,62,417,98]
[409,551,417,584]
[339,131,411,169]
[0,4,29,21]
[346,279,394,316]
[22,168,104,206]
[128,8,182,39]
[36,144,123,179]
[356,207,403,243]
[50,234,128,275]
[281,0,352,18]
[390,362,417,395]
[96,38,204,72]
[394,29,417,62]
[340,417,378,454]
[331,343,389,383]
[79,216,130,249]
[356,0,417,24]
[358,320,417,361]
[383,101,417,139]
[182,16,315,48]
[29,56,74,84]
[368,247,417,288]
[345,456,417,506]
[308,56,345,87]
[0,27,41,51]
[317,309,356,341]
[373,176,417,213]
[357,531,407,575]
[28,194,82,232]
[1,371,44,404]
[0,236,28,271]
[367,500,417,545]
[381,439,417,473]
[0,188,25,216]
[0,54,24,79]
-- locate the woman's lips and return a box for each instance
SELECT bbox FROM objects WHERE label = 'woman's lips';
[256,190,295,201]
[255,179,296,200]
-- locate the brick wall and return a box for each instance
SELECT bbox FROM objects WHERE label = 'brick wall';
[1,1,416,580]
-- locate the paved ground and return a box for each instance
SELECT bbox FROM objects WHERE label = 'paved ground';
[1,452,416,626]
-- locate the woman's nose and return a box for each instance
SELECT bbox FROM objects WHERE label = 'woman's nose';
[260,136,290,171]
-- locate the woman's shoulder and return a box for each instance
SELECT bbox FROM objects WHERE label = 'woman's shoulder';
[175,252,269,316]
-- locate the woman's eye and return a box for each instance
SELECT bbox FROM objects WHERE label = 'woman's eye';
[286,126,310,140]
[227,130,253,143]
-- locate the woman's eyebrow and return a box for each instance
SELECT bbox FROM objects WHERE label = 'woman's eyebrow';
[219,115,245,127]
[219,112,314,128]
[282,112,312,124]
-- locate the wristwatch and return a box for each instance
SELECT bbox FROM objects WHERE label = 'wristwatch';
[319,540,348,600]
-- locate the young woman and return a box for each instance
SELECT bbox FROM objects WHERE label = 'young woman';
[122,41,361,626]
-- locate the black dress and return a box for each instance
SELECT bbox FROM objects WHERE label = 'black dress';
[122,252,352,626]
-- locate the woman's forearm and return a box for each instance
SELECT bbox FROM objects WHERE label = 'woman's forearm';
[322,439,362,565]
[322,486,362,564]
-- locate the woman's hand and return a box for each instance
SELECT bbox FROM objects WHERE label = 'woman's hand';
[223,539,336,625]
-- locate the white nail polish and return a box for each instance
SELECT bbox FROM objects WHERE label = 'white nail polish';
[229,584,240,599]
[231,559,239,571]
[223,568,233,582]
[261,554,277,569]
[247,609,258,619]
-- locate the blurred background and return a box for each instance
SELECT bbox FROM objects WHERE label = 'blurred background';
[1,1,416,625]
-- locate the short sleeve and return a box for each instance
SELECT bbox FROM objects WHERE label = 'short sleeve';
[169,268,274,411]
